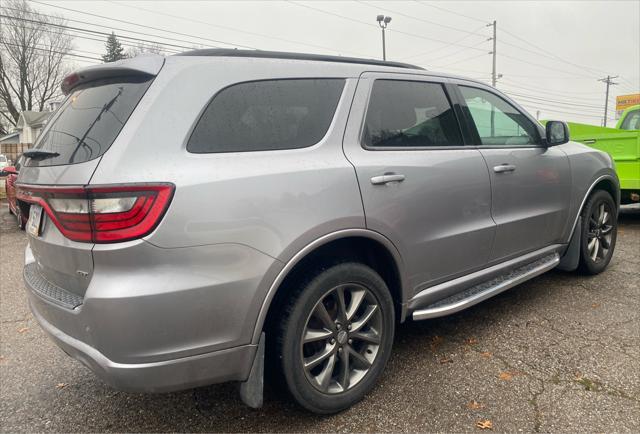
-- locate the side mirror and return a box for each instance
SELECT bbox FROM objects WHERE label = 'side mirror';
[545,121,570,146]
[1,166,17,176]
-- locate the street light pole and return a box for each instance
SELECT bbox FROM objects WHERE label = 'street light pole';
[376,15,392,61]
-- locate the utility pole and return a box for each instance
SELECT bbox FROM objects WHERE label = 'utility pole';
[488,20,497,87]
[598,75,618,127]
[376,15,392,61]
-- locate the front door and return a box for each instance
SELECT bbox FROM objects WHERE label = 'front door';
[456,84,572,262]
[342,73,496,293]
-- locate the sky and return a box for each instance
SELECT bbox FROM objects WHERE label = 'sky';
[27,0,640,126]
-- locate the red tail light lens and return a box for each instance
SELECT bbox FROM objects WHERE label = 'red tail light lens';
[16,183,174,243]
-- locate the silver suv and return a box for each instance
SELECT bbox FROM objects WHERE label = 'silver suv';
[18,50,619,414]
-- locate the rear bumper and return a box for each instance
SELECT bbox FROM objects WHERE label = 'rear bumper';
[23,239,280,392]
[30,300,256,392]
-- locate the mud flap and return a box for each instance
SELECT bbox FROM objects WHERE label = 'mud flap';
[239,332,265,408]
[557,216,581,271]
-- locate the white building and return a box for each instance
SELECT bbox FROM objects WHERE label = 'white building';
[16,111,51,144]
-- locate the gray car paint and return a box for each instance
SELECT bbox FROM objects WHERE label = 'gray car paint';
[20,54,619,394]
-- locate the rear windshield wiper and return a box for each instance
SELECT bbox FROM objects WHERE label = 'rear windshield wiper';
[22,150,60,160]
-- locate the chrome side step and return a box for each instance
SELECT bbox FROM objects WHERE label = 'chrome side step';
[412,253,559,321]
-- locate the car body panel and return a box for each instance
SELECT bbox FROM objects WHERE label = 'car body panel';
[478,146,571,261]
[343,73,495,294]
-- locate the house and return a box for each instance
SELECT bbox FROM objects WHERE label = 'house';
[0,131,19,145]
[16,110,51,144]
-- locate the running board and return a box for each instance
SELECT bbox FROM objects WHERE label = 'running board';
[412,253,560,321]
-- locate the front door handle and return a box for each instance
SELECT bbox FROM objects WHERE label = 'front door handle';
[370,173,406,185]
[493,164,516,173]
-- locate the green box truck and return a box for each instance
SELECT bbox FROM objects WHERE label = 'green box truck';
[552,105,639,204]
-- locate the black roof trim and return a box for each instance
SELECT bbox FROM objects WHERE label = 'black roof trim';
[176,49,424,70]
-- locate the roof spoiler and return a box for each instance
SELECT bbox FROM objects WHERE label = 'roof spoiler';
[61,54,165,95]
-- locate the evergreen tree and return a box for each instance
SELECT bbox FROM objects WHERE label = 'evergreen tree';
[102,32,127,63]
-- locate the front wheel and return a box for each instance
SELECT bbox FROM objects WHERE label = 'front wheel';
[578,189,617,274]
[278,262,395,414]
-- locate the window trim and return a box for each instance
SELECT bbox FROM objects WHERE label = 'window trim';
[185,77,347,155]
[359,78,469,152]
[453,83,546,149]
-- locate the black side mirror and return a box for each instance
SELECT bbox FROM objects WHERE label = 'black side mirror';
[545,121,570,146]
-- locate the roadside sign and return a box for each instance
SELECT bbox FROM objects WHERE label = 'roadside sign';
[616,93,640,118]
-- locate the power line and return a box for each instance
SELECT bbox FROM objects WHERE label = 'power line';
[499,78,605,97]
[105,0,373,58]
[412,1,488,25]
[519,106,605,120]
[357,0,488,38]
[1,13,200,52]
[434,51,489,68]
[499,83,607,104]
[499,52,595,79]
[29,0,256,49]
[4,6,211,52]
[3,22,183,55]
[286,1,490,54]
[505,94,605,115]
[1,41,101,61]
[499,26,610,77]
[399,25,488,60]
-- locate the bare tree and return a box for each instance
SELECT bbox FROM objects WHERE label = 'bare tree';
[0,0,72,129]
[126,42,165,58]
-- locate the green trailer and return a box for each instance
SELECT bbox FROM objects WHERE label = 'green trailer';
[551,105,640,204]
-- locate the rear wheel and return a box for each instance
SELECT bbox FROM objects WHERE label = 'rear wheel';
[278,262,395,414]
[578,189,617,274]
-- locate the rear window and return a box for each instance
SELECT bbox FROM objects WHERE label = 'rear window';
[187,79,345,153]
[26,77,152,167]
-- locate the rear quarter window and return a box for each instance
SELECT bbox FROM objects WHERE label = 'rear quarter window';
[187,79,345,153]
[26,77,152,167]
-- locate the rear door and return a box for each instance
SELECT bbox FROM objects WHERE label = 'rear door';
[17,65,158,298]
[454,83,571,262]
[343,73,495,293]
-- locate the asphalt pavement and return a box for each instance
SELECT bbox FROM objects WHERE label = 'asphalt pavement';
[1,201,638,432]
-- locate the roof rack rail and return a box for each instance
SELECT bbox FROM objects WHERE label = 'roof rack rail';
[175,48,424,70]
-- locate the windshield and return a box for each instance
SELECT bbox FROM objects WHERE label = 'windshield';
[26,76,152,167]
[620,109,640,130]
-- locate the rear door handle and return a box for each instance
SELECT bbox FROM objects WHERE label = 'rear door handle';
[370,173,406,185]
[493,164,516,173]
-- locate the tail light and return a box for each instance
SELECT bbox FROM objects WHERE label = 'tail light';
[16,183,174,243]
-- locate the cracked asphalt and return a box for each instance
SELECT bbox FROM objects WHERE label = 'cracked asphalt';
[1,201,638,433]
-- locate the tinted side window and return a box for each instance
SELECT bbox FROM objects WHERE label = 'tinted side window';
[460,86,540,146]
[363,80,462,148]
[187,79,345,153]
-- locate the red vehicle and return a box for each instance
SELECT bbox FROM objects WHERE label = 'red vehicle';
[2,157,26,229]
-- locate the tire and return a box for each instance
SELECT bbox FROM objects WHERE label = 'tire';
[16,205,26,230]
[578,189,617,275]
[277,262,395,414]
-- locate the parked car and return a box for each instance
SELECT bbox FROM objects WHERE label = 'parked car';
[2,156,27,229]
[545,104,639,204]
[16,50,619,414]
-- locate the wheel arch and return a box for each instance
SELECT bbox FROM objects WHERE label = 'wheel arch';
[252,229,408,344]
[565,174,619,244]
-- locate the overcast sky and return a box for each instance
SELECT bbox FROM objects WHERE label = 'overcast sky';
[33,0,640,125]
